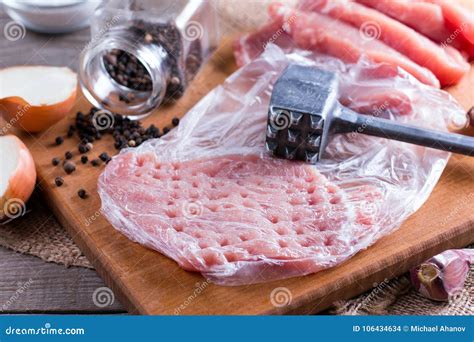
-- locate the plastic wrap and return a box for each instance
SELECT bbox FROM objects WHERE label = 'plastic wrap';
[98,45,464,286]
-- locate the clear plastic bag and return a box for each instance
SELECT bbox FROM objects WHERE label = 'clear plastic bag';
[98,45,464,285]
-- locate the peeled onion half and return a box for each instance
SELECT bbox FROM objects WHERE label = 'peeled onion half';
[0,66,77,132]
[0,135,36,221]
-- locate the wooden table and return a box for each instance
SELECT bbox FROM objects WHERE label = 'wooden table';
[0,10,125,314]
[0,6,471,315]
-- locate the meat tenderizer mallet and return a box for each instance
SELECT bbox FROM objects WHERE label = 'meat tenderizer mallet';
[266,64,474,163]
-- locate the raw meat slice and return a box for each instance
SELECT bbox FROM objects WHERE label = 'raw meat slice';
[298,0,470,86]
[356,0,474,59]
[424,0,474,44]
[267,3,440,87]
[99,45,462,285]
[100,153,379,284]
[340,89,412,116]
[356,0,448,41]
[234,20,294,67]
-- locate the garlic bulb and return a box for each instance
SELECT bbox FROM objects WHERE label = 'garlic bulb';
[410,249,474,301]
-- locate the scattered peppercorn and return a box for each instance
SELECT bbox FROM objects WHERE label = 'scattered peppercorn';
[99,152,110,162]
[51,157,60,166]
[163,127,170,134]
[65,151,73,160]
[54,176,64,187]
[81,155,88,164]
[55,136,64,145]
[64,161,76,174]
[65,108,174,166]
[78,144,88,154]
[91,159,101,167]
[77,189,87,199]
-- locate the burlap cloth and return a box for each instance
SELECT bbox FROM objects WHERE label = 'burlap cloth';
[0,192,92,269]
[1,193,471,315]
[0,0,471,315]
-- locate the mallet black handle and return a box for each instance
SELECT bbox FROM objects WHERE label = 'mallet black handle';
[334,109,474,156]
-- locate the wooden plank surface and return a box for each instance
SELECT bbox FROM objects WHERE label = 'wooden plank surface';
[0,246,125,314]
[1,4,474,315]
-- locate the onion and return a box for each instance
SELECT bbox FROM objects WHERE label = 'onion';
[0,66,77,133]
[0,135,36,222]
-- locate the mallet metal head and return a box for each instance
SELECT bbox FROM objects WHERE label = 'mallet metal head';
[266,64,340,163]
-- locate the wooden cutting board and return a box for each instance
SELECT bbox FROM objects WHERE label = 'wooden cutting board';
[11,37,474,315]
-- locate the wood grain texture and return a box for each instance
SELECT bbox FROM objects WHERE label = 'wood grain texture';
[2,4,474,315]
[0,246,125,313]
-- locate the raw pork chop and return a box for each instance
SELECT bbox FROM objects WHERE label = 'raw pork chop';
[356,0,474,59]
[99,153,380,285]
[299,0,470,86]
[267,3,440,87]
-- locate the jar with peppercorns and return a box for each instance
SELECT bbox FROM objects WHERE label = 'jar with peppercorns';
[79,0,220,118]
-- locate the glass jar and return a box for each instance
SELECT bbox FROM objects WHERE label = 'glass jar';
[79,0,219,118]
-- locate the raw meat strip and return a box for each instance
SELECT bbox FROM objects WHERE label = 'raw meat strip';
[356,0,448,42]
[356,0,474,59]
[424,0,474,44]
[298,0,470,86]
[100,153,380,285]
[268,3,440,87]
[233,19,293,67]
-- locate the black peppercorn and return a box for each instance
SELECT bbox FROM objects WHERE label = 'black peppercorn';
[55,136,64,145]
[65,151,73,160]
[172,117,180,126]
[64,161,76,174]
[163,127,170,134]
[91,159,101,166]
[78,144,88,154]
[63,106,170,170]
[52,157,60,166]
[99,152,110,162]
[54,176,64,187]
[77,189,87,199]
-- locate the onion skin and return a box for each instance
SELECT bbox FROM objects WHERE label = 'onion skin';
[0,135,36,222]
[410,249,474,301]
[0,89,77,133]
